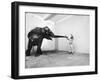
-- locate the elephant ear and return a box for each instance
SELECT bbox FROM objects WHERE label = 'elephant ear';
[27,27,42,38]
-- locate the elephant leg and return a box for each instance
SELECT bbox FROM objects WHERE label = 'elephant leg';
[35,40,43,57]
[26,40,33,56]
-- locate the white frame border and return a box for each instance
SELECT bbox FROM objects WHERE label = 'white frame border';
[19,5,95,76]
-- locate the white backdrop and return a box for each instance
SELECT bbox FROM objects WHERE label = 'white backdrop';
[0,0,99,81]
[56,15,90,53]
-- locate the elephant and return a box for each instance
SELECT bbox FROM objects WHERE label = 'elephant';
[26,26,66,57]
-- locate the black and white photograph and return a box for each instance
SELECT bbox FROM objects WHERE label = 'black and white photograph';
[25,12,90,68]
[11,1,97,79]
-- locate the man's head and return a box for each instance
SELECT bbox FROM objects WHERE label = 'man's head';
[65,34,74,40]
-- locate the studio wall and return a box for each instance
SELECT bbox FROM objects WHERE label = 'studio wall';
[55,15,90,53]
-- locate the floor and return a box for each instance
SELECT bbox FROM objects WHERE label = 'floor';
[25,51,89,68]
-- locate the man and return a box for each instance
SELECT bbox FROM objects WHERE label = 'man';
[65,34,74,54]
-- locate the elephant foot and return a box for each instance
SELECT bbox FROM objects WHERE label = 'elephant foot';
[36,50,43,54]
[34,51,42,57]
[34,54,41,57]
[69,52,73,54]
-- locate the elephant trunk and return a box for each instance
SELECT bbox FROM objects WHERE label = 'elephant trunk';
[53,35,66,38]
